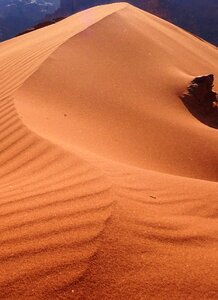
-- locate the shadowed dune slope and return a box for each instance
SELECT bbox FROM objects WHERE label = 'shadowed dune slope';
[0,3,218,299]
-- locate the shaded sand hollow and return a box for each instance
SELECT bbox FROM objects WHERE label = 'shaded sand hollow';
[0,3,217,299]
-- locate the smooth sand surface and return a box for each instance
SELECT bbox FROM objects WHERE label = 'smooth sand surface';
[0,3,217,299]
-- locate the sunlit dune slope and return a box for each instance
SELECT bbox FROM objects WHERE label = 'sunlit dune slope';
[0,3,217,299]
[15,3,218,181]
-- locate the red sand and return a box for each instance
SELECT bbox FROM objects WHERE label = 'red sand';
[0,3,217,299]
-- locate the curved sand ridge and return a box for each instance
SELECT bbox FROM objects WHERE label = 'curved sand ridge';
[0,3,218,299]
[15,3,218,181]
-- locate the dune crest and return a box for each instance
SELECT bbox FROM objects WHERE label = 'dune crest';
[0,3,218,299]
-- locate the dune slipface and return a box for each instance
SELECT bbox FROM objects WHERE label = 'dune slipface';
[0,3,217,300]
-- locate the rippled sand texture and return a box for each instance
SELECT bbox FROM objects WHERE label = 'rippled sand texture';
[0,3,217,299]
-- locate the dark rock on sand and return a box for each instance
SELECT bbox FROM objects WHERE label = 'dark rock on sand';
[182,74,218,128]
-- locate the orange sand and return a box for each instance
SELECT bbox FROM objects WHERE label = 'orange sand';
[0,3,217,299]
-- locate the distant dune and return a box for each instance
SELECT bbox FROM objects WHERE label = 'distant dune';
[0,3,217,299]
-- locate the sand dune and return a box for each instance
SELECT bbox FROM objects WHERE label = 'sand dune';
[0,3,217,299]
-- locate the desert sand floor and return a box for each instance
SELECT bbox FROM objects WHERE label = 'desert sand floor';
[0,3,217,299]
